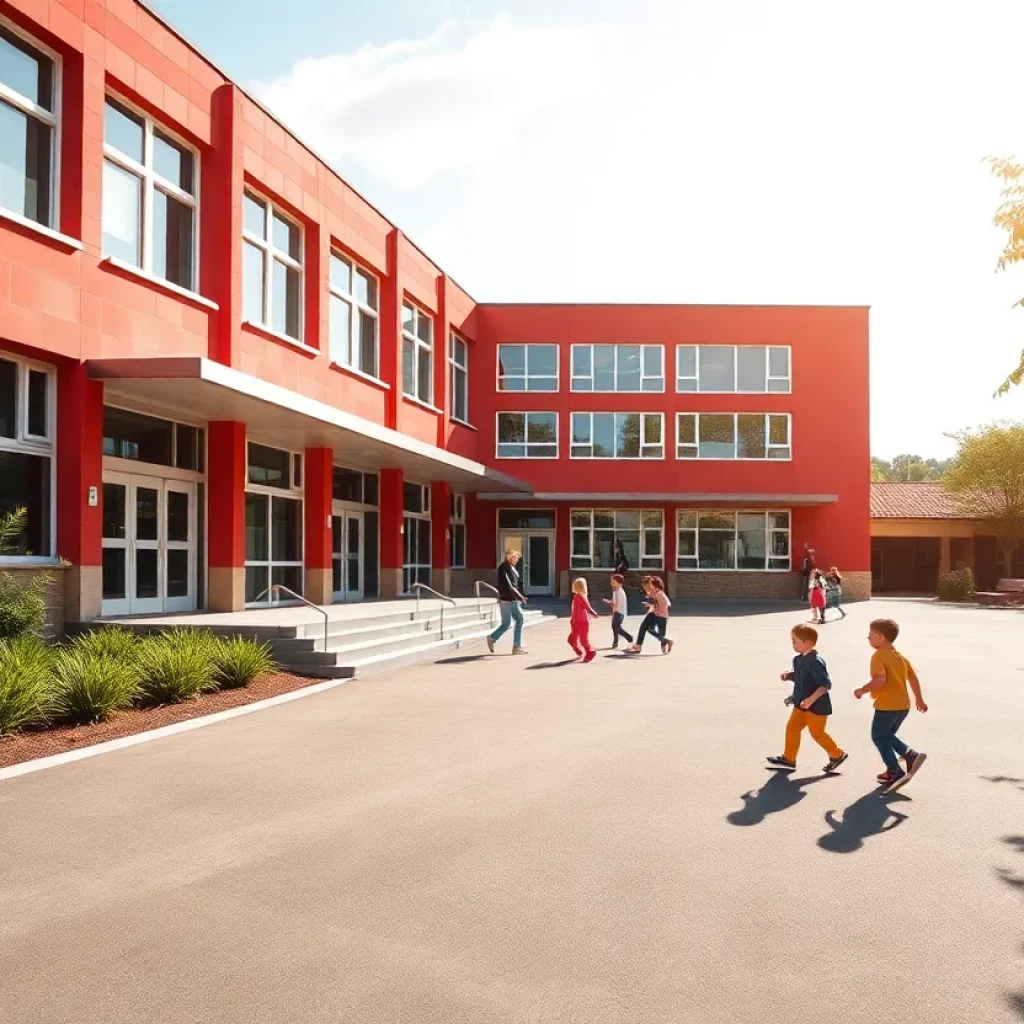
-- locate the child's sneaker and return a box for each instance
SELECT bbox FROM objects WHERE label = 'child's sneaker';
[879,768,907,792]
[902,750,927,781]
[582,651,596,664]
[823,752,848,774]
[766,756,797,770]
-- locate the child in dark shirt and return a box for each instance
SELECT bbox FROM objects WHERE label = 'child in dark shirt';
[767,624,848,773]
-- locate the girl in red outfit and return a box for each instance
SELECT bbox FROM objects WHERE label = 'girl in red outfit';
[568,577,599,663]
[809,569,827,624]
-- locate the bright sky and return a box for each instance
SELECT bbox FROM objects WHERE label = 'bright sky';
[150,0,1024,458]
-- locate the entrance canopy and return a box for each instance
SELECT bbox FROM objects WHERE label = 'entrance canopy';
[476,491,838,503]
[88,357,533,493]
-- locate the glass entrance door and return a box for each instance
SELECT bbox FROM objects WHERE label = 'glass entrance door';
[499,531,554,596]
[102,474,197,615]
[332,511,364,601]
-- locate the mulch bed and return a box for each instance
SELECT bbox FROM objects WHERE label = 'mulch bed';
[0,671,325,770]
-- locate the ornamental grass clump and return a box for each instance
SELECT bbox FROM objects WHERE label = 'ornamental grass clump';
[136,629,218,705]
[210,636,275,690]
[0,636,52,734]
[49,648,140,725]
[71,626,140,661]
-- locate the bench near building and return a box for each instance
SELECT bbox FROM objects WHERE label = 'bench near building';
[0,0,871,627]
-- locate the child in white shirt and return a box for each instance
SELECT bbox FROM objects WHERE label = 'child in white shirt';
[603,573,633,649]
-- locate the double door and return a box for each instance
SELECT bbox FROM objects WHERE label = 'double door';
[102,473,196,615]
[332,510,363,601]
[499,531,554,596]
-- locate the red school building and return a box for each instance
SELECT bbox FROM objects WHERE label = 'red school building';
[0,0,871,628]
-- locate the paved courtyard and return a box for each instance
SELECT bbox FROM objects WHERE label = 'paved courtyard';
[1,599,1022,1023]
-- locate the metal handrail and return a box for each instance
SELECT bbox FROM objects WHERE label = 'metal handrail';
[409,583,457,636]
[474,580,500,620]
[253,584,329,652]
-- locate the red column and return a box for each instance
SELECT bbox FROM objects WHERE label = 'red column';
[379,468,404,598]
[380,229,402,429]
[207,421,246,611]
[304,447,333,603]
[431,480,451,594]
[555,502,570,597]
[663,505,677,597]
[435,275,450,448]
[57,363,103,621]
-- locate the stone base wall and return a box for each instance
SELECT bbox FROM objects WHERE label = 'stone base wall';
[450,568,502,598]
[669,570,873,602]
[561,570,652,600]
[0,565,68,638]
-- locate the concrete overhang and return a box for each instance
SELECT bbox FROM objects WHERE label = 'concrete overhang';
[87,357,533,494]
[475,492,839,504]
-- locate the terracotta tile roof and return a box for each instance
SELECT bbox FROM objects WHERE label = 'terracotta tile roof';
[870,482,973,519]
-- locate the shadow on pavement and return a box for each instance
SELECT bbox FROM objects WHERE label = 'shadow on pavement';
[434,655,488,665]
[996,834,1024,1018]
[727,770,836,826]
[816,789,911,853]
[525,659,579,670]
[983,775,1024,789]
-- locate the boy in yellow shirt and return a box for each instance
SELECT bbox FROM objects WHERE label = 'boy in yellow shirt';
[854,618,929,793]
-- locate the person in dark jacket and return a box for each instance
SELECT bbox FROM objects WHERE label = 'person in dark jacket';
[486,549,528,654]
[767,624,848,773]
[799,545,816,601]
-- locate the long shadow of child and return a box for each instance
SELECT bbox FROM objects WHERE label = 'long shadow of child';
[817,790,912,853]
[727,770,837,827]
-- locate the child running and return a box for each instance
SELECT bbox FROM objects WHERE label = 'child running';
[603,573,633,649]
[809,569,827,624]
[854,617,928,792]
[568,577,599,663]
[767,624,848,773]
[626,576,674,654]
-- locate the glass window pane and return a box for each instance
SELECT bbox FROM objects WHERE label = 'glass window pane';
[153,129,195,193]
[643,346,662,375]
[330,253,351,293]
[402,303,415,334]
[677,531,696,558]
[102,548,126,600]
[528,414,556,444]
[245,565,269,604]
[453,367,467,421]
[498,414,525,444]
[27,369,47,437]
[101,160,142,266]
[271,259,301,339]
[769,511,790,530]
[167,549,189,597]
[416,312,432,344]
[737,414,766,459]
[330,294,351,365]
[737,514,767,569]
[698,415,736,458]
[498,345,525,377]
[0,451,50,555]
[167,490,189,542]
[769,415,789,445]
[617,347,641,391]
[272,212,301,260]
[243,242,265,323]
[135,548,158,599]
[0,103,52,227]
[529,345,557,378]
[572,532,591,559]
[677,346,696,378]
[593,346,615,391]
[698,529,734,570]
[736,347,766,392]
[572,346,591,379]
[571,414,591,445]
[363,474,379,507]
[402,337,415,392]
[767,379,789,394]
[643,415,661,444]
[175,424,198,470]
[243,192,266,238]
[135,486,159,541]
[354,267,377,309]
[616,511,640,531]
[271,497,303,562]
[417,347,432,402]
[271,564,303,597]
[0,26,53,109]
[699,347,735,391]
[357,310,378,376]
[771,532,791,557]
[153,189,195,289]
[333,469,362,503]
[103,407,173,465]
[103,483,126,539]
[247,442,291,489]
[617,413,641,457]
[677,414,695,446]
[698,511,735,529]
[592,413,615,458]
[768,346,790,377]
[104,98,144,162]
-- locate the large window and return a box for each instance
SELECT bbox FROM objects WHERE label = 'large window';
[570,412,663,459]
[677,346,791,393]
[496,412,558,459]
[0,21,57,228]
[245,442,303,603]
[676,413,791,460]
[0,352,54,558]
[402,302,434,404]
[571,345,664,392]
[102,97,198,290]
[329,252,379,378]
[497,344,558,392]
[242,190,303,341]
[103,407,204,471]
[332,466,379,506]
[449,332,469,423]
[677,510,791,571]
[450,493,466,569]
[403,481,431,593]
[570,510,663,570]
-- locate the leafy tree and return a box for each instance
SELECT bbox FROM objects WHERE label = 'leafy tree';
[871,455,951,482]
[945,423,1024,574]
[988,157,1024,394]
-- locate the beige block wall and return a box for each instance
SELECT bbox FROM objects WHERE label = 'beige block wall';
[0,565,69,638]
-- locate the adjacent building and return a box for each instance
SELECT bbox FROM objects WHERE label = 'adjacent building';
[0,0,872,626]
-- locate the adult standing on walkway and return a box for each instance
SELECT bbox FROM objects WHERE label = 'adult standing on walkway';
[799,544,816,601]
[487,549,529,654]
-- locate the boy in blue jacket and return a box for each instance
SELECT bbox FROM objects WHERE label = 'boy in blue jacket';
[767,623,848,773]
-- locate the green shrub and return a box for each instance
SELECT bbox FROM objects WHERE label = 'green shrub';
[50,648,140,724]
[0,572,48,640]
[211,636,275,690]
[137,629,217,705]
[71,626,140,661]
[937,566,977,602]
[0,636,52,734]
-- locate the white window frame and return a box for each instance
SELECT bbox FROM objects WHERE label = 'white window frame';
[571,344,664,393]
[496,344,559,392]
[495,412,559,459]
[676,345,792,394]
[676,413,792,461]
[402,481,431,594]
[570,412,664,459]
[102,93,199,290]
[328,250,380,379]
[242,188,304,342]
[402,301,434,405]
[0,17,61,230]
[449,331,470,425]
[676,509,791,572]
[0,350,56,563]
[569,509,664,571]
[449,492,466,569]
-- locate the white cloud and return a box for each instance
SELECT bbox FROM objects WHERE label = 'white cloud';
[253,12,613,189]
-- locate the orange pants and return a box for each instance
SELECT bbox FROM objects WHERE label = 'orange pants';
[784,707,843,761]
